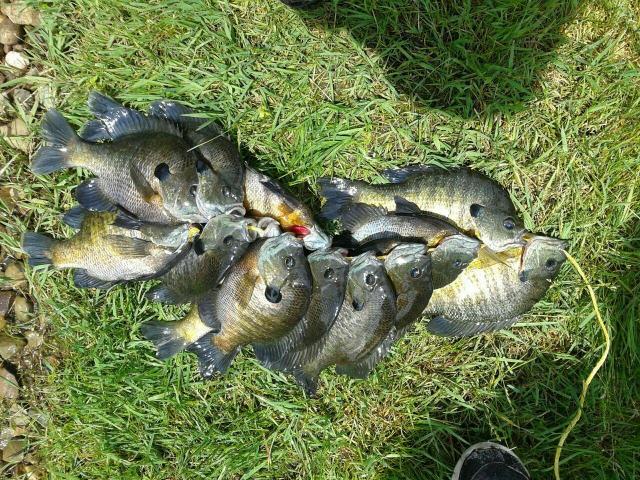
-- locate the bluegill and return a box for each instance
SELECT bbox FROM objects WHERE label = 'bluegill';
[430,234,481,289]
[148,100,245,218]
[244,166,331,250]
[32,92,203,224]
[278,252,397,396]
[146,214,258,305]
[21,206,194,289]
[424,235,567,336]
[254,248,349,369]
[319,165,526,251]
[333,199,459,249]
[188,234,312,377]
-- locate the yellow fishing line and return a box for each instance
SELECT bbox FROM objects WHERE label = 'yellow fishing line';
[554,250,611,480]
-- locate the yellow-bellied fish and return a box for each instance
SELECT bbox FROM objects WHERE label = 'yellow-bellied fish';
[424,235,567,336]
[187,234,312,377]
[32,92,204,224]
[21,206,194,289]
[319,166,526,251]
[148,100,245,219]
[244,167,331,250]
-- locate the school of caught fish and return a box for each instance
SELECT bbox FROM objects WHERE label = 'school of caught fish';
[22,92,568,395]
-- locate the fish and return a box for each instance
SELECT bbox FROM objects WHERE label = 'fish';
[31,92,204,224]
[145,214,258,305]
[254,248,349,369]
[332,198,460,249]
[319,165,527,252]
[277,252,397,396]
[243,166,331,250]
[148,100,245,219]
[424,234,567,336]
[21,206,195,289]
[430,234,482,289]
[141,305,213,360]
[187,233,312,377]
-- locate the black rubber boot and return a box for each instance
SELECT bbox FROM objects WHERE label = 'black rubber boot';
[452,442,531,480]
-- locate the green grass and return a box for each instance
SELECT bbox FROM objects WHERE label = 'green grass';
[1,0,639,478]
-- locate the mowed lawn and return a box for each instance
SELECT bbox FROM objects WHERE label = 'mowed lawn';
[1,0,639,478]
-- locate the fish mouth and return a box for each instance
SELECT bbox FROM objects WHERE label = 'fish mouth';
[264,285,282,304]
[300,225,331,251]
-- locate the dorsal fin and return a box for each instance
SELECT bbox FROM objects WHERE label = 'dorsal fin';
[382,165,439,183]
[338,203,388,232]
[393,196,423,215]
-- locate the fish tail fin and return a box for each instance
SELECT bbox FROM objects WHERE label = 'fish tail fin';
[21,232,55,267]
[140,320,190,360]
[31,110,81,174]
[145,285,184,305]
[338,203,388,232]
[292,368,319,397]
[87,91,123,115]
[318,177,360,220]
[61,205,88,229]
[187,333,238,378]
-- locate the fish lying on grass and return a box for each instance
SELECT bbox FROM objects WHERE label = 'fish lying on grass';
[187,234,312,377]
[32,92,204,224]
[333,243,433,379]
[253,248,349,369]
[21,206,195,289]
[319,165,526,252]
[145,214,259,305]
[424,235,567,336]
[148,100,245,218]
[430,234,482,289]
[276,252,397,396]
[332,199,460,249]
[244,166,331,250]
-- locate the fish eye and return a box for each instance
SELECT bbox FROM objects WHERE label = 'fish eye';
[545,258,557,270]
[196,159,208,173]
[285,255,295,268]
[154,163,171,181]
[453,259,462,268]
[365,273,376,286]
[324,267,334,280]
[410,267,422,278]
[189,185,197,197]
[223,235,233,246]
[503,217,516,230]
[222,186,231,198]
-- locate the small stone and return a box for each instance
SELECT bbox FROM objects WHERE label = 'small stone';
[24,330,42,350]
[1,2,40,26]
[0,367,19,402]
[0,185,18,211]
[12,296,32,322]
[0,17,21,46]
[2,438,27,463]
[5,50,29,70]
[0,117,30,151]
[9,404,29,427]
[0,333,26,360]
[0,290,15,316]
[35,83,55,109]
[4,259,25,281]
[12,87,33,111]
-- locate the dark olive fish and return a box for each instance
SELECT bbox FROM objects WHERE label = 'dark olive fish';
[424,235,567,336]
[21,206,194,289]
[254,248,349,369]
[148,100,245,218]
[430,234,481,289]
[277,252,397,396]
[333,199,459,249]
[32,92,203,224]
[187,234,312,377]
[319,165,526,251]
[145,214,257,305]
[244,166,331,250]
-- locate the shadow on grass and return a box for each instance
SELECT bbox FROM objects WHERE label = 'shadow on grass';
[295,0,581,117]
